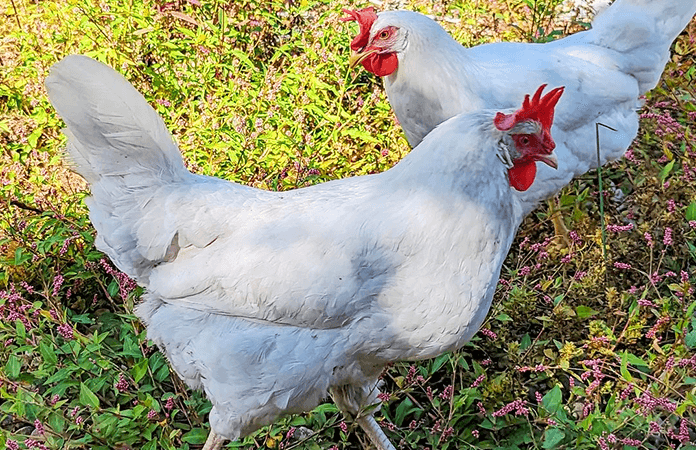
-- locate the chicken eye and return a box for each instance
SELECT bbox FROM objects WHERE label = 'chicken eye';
[379,30,390,39]
[520,136,530,145]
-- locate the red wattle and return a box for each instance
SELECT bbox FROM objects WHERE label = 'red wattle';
[364,53,398,77]
[508,161,537,191]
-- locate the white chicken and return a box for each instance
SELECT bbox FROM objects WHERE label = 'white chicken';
[343,0,696,222]
[45,55,562,450]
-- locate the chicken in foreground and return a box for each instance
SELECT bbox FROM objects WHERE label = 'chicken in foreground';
[344,0,696,240]
[45,54,562,450]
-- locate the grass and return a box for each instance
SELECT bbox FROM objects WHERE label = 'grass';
[1,0,695,449]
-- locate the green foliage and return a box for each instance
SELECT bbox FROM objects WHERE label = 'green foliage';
[1,0,695,449]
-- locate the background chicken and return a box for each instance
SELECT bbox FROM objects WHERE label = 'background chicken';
[45,55,561,450]
[344,0,696,239]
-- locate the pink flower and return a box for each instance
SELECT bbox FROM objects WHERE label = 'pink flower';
[649,421,661,434]
[619,384,633,400]
[165,396,175,410]
[663,227,673,246]
[613,262,632,270]
[115,374,129,393]
[568,230,582,245]
[52,274,64,297]
[479,328,497,340]
[606,223,634,233]
[34,419,44,435]
[471,374,485,388]
[574,271,587,280]
[147,409,157,419]
[597,436,609,450]
[644,232,654,247]
[338,421,348,433]
[492,399,528,417]
[471,429,480,438]
[57,323,74,340]
[439,385,453,400]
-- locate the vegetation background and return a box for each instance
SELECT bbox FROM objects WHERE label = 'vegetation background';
[1,0,695,448]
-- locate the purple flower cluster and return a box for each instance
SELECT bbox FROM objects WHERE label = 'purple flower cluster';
[606,223,634,233]
[492,399,528,417]
[479,328,497,340]
[115,374,129,393]
[100,258,138,300]
[635,392,676,416]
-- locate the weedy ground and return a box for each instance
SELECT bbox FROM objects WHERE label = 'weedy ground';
[0,0,695,449]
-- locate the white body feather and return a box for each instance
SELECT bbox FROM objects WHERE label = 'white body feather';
[46,55,527,440]
[375,0,696,213]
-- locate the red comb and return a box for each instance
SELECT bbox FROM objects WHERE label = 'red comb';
[494,84,565,132]
[341,7,378,51]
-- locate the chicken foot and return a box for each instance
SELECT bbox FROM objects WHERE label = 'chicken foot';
[548,198,572,248]
[202,430,226,450]
[356,414,396,450]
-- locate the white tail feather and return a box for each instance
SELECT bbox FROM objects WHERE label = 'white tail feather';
[45,55,198,281]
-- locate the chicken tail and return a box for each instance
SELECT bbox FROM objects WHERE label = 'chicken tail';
[45,55,195,281]
[587,0,696,93]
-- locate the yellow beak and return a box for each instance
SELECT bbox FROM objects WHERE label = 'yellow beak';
[538,153,558,169]
[348,48,378,69]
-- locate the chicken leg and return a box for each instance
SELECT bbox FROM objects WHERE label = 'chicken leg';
[548,198,571,248]
[356,414,396,450]
[202,430,226,450]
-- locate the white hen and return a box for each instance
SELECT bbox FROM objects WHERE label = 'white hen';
[344,0,696,214]
[45,55,562,450]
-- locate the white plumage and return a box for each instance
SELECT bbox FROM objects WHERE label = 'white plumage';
[345,0,696,214]
[45,55,560,449]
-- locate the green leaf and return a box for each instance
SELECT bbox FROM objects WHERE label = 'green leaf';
[658,159,675,183]
[627,353,649,367]
[39,341,58,367]
[520,333,532,350]
[394,398,415,426]
[132,358,149,383]
[79,383,100,409]
[542,428,565,449]
[686,327,696,349]
[575,305,598,319]
[429,353,449,374]
[620,351,634,382]
[5,355,21,379]
[542,385,563,415]
[686,201,696,221]
[182,428,209,444]
[107,279,119,297]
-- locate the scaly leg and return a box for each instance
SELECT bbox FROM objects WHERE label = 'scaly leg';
[548,198,571,248]
[356,414,396,450]
[202,429,226,450]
